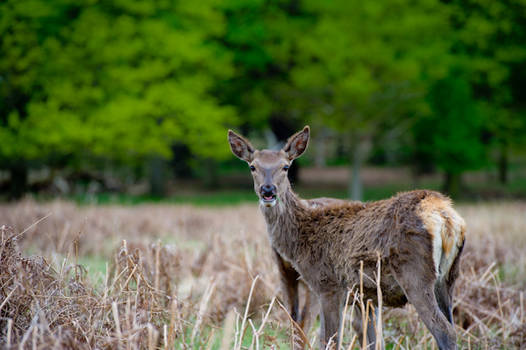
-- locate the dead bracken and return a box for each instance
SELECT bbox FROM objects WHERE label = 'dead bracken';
[0,200,525,349]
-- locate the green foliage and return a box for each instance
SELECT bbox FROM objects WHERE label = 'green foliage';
[1,0,526,198]
[290,0,453,133]
[218,0,309,129]
[448,0,526,152]
[413,74,488,175]
[0,0,236,166]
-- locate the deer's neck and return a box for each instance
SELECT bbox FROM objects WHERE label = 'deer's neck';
[260,187,306,261]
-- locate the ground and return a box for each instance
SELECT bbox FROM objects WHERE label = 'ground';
[0,199,525,349]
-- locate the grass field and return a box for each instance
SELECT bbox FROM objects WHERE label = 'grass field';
[0,199,525,349]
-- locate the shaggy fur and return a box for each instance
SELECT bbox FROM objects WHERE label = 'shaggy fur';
[228,126,465,350]
[273,197,350,331]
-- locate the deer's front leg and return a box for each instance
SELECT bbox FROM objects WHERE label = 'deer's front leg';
[319,290,344,350]
[352,306,381,349]
[273,249,300,321]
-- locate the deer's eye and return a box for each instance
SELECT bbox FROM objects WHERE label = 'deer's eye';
[249,165,256,171]
[283,165,290,171]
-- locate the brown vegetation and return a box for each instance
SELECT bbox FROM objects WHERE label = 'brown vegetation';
[0,199,525,349]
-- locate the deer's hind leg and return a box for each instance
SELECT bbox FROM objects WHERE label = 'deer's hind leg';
[435,240,465,324]
[393,259,457,350]
[434,280,453,324]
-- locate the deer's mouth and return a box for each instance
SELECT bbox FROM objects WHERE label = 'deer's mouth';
[260,194,277,207]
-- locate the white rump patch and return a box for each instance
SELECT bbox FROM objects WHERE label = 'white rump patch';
[427,208,464,279]
[419,197,465,280]
[438,210,465,280]
[423,210,445,277]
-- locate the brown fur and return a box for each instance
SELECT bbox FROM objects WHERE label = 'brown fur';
[273,196,350,342]
[267,189,446,300]
[228,126,466,350]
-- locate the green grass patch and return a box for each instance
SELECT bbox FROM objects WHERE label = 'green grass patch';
[61,190,258,206]
[30,170,526,206]
[63,183,445,207]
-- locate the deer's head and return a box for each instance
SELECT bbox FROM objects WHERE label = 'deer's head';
[228,126,310,207]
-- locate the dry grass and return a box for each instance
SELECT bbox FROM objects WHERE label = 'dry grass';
[0,199,525,349]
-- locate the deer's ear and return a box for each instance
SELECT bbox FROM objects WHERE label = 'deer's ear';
[283,126,310,160]
[228,130,255,162]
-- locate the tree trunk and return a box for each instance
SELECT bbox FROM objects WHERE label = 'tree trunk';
[498,143,508,184]
[443,172,461,199]
[349,153,363,201]
[314,127,329,168]
[203,158,219,189]
[8,162,29,200]
[348,137,371,201]
[268,119,301,185]
[149,156,166,197]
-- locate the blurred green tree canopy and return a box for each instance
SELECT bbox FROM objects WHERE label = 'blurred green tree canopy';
[447,0,526,183]
[1,0,235,196]
[1,0,525,198]
[413,74,488,197]
[288,0,454,199]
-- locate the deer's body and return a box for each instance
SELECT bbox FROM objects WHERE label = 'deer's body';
[229,127,465,350]
[264,185,464,303]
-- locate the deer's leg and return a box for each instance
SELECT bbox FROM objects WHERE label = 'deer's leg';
[273,249,300,321]
[274,250,314,349]
[435,280,453,323]
[299,281,316,331]
[394,267,457,350]
[435,240,464,325]
[352,306,381,349]
[319,290,344,350]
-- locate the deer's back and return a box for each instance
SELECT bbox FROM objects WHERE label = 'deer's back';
[295,190,465,297]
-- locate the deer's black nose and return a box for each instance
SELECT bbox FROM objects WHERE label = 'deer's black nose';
[260,184,276,197]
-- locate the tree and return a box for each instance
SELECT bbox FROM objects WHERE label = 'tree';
[290,0,452,199]
[412,74,488,198]
[218,0,315,183]
[0,0,236,197]
[447,0,526,184]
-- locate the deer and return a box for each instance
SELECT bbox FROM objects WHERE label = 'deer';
[228,126,466,350]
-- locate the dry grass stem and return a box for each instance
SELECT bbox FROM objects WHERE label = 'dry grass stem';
[0,200,524,349]
[375,252,383,350]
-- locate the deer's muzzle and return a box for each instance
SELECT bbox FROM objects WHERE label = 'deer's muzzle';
[260,184,277,207]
